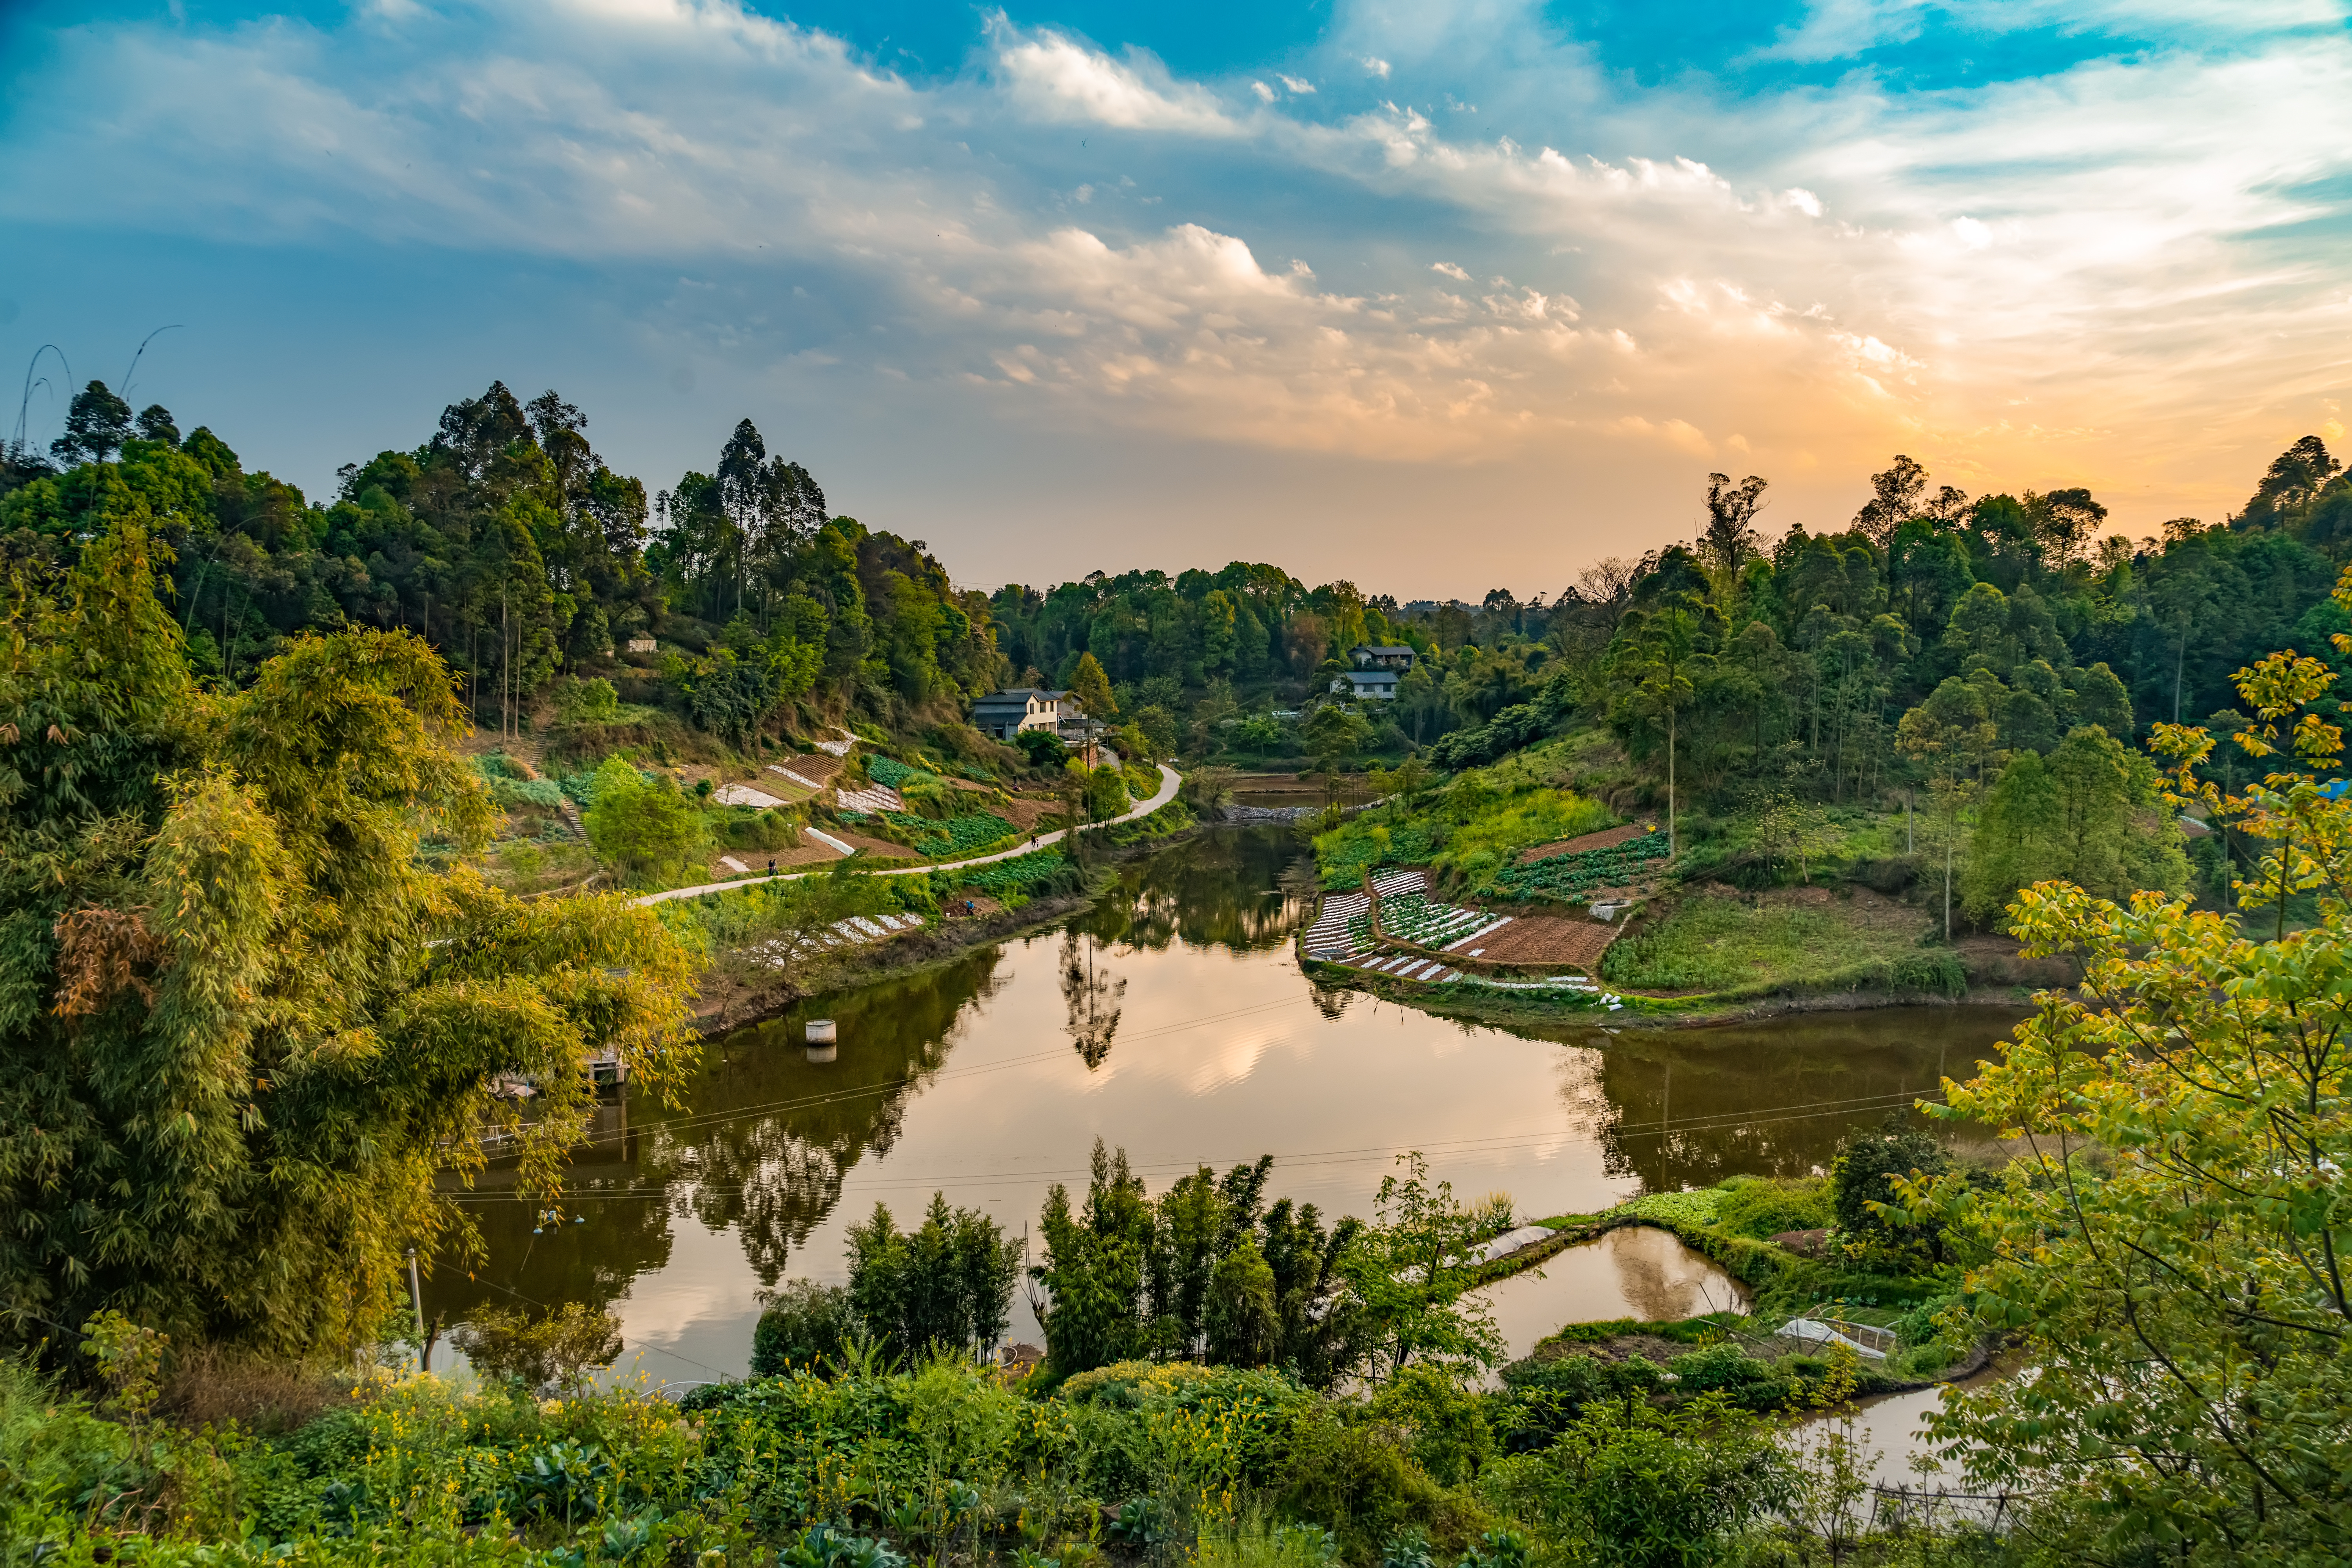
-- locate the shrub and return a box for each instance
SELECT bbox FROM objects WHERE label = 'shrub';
[555,677,623,726]
[1016,729,1069,769]
[1085,764,1129,820]
[1662,1343,1769,1393]
[1829,1114,1955,1265]
[1712,1177,1832,1241]
[583,757,713,885]
[1367,1366,1492,1487]
[751,1281,860,1376]
[1886,950,1966,998]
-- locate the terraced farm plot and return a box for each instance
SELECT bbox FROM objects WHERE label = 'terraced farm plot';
[1464,913,1620,970]
[883,811,1020,858]
[1495,829,1670,899]
[1302,891,1375,958]
[1377,893,1495,949]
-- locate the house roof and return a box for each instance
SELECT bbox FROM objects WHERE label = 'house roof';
[974,687,1064,708]
[1352,645,1416,656]
[1343,667,1399,681]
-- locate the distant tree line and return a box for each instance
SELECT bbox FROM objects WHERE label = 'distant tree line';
[0,380,1005,743]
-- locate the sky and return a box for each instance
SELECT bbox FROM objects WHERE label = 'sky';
[4,0,2350,599]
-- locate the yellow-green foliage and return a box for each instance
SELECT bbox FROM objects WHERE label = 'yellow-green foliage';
[1316,742,1615,891]
[1436,792,1615,886]
[1712,1176,1834,1240]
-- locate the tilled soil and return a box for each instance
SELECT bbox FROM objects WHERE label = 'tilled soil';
[1459,912,1621,969]
[1515,821,1653,865]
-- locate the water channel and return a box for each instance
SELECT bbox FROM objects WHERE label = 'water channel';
[432,826,2020,1421]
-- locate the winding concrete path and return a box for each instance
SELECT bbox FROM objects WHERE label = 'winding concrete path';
[632,763,1183,908]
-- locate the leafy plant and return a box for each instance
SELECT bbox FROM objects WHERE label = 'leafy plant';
[1107,1496,1170,1546]
[505,1440,613,1526]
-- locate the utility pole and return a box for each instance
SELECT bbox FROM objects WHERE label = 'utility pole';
[406,1247,428,1372]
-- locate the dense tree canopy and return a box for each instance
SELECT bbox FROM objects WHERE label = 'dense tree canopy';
[0,520,700,1362]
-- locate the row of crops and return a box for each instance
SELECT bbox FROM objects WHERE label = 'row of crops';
[1492,831,1669,898]
[1376,894,1490,947]
[948,847,1082,901]
[894,811,1021,858]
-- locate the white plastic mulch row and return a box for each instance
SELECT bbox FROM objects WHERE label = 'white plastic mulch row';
[1370,868,1427,895]
[1377,896,1490,946]
[713,782,787,809]
[815,728,859,757]
[754,911,925,966]
[1302,892,1375,958]
[1346,951,1460,984]
[1466,1225,1557,1266]
[835,783,904,814]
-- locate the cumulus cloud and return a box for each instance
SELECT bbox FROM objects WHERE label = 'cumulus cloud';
[992,26,1238,135]
[2,0,2348,513]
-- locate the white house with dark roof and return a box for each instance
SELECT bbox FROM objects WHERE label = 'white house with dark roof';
[1350,644,1417,670]
[972,688,1064,741]
[1333,667,1401,700]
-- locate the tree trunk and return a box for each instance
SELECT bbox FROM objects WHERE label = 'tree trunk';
[1667,708,1677,859]
[1943,808,1954,942]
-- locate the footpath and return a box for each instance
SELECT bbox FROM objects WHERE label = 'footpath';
[632,764,1182,909]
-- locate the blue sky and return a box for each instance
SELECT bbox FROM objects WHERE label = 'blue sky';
[4,0,2348,595]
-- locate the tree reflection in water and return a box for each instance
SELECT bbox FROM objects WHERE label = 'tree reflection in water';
[1577,1012,2017,1193]
[436,949,1011,1316]
[427,827,2020,1363]
[1060,928,1125,1069]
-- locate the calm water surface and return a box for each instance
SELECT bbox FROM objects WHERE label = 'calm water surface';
[430,828,2020,1387]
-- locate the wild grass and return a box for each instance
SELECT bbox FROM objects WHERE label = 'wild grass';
[1601,893,1930,994]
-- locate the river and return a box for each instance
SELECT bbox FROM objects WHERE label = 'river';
[429,826,2020,1391]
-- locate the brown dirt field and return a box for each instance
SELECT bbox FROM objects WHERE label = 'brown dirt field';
[1515,821,1655,865]
[937,893,1007,918]
[1459,912,1620,970]
[832,830,920,859]
[715,840,842,873]
[996,794,1062,831]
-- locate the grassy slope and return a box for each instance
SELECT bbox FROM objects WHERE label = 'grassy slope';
[1601,889,1932,994]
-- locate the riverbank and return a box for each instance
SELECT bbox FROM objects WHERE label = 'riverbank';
[1307,953,2050,1030]
[686,798,1203,1033]
[1299,875,2069,1029]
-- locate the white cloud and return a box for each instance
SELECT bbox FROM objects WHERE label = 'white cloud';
[993,28,1238,135]
[3,0,2348,510]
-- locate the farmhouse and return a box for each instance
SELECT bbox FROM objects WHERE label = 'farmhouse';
[972,687,1063,741]
[1332,667,1401,700]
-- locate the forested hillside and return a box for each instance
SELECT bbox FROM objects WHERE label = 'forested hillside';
[10,376,2348,810]
[0,381,1005,748]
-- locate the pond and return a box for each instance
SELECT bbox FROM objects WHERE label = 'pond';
[1476,1227,1748,1361]
[428,826,2021,1391]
